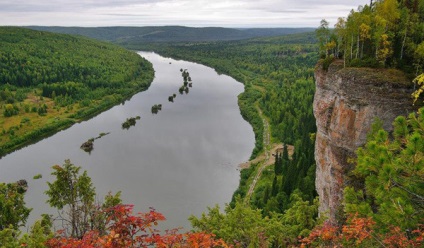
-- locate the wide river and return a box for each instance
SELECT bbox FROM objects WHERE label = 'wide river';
[0,52,254,231]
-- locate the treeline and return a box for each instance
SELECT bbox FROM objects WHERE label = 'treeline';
[29,26,315,44]
[136,32,318,219]
[317,0,424,72]
[0,27,154,157]
[0,27,152,98]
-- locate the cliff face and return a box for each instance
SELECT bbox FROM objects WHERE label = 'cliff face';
[313,60,416,222]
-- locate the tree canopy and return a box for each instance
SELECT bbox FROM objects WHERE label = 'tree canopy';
[0,27,154,157]
[319,0,424,72]
[344,107,424,232]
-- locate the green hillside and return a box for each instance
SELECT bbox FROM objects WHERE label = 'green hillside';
[27,26,315,44]
[0,27,153,157]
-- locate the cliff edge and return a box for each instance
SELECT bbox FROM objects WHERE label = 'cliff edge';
[313,60,417,222]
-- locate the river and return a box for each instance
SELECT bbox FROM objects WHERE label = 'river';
[0,52,254,231]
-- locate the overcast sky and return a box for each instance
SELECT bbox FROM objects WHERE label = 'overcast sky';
[0,0,369,28]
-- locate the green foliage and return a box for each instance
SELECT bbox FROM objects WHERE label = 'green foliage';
[1,210,52,247]
[37,104,47,116]
[191,193,318,247]
[281,190,319,238]
[41,82,88,100]
[45,159,96,238]
[344,107,424,232]
[0,118,75,158]
[320,55,335,71]
[0,227,21,248]
[3,104,19,117]
[0,181,31,230]
[0,27,152,90]
[231,165,256,205]
[0,27,154,157]
[190,198,284,247]
[238,86,264,158]
[316,19,331,57]
[138,32,318,218]
[322,0,424,71]
[274,152,283,176]
[19,215,53,247]
[32,174,42,180]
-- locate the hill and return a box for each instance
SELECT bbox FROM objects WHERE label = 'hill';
[0,27,153,157]
[27,26,315,43]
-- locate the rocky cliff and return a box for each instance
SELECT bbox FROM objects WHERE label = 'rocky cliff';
[313,60,417,222]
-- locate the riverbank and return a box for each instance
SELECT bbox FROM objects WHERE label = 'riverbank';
[0,27,155,158]
[145,50,264,160]
[0,66,154,158]
[139,40,317,212]
[1,52,253,231]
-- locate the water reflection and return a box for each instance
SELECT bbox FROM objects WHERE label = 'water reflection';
[0,52,254,231]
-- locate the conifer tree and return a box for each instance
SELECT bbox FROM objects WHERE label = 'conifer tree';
[262,186,270,206]
[344,107,424,232]
[274,151,283,175]
[271,176,279,197]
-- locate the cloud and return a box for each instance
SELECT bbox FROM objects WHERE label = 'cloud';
[0,0,369,27]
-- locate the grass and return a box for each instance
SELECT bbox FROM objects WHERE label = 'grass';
[3,94,68,132]
[0,91,103,157]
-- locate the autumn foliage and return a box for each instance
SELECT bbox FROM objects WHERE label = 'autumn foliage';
[45,204,228,248]
[301,214,424,247]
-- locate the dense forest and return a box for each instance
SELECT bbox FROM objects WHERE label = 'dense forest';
[317,0,424,74]
[28,26,314,44]
[0,27,154,157]
[1,0,424,246]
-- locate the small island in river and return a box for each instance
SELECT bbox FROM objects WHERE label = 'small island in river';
[80,132,110,153]
[122,116,141,129]
[151,104,162,114]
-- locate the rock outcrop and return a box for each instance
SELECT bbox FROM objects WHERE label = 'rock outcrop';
[313,60,417,222]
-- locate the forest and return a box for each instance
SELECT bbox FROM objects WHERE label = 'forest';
[0,27,154,157]
[28,26,314,44]
[123,0,424,246]
[136,31,319,214]
[0,27,323,246]
[1,0,424,247]
[317,0,424,75]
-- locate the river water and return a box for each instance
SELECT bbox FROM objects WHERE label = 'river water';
[0,52,254,231]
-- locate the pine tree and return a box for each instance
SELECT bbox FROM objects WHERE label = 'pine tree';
[271,176,279,197]
[344,107,424,232]
[263,186,270,206]
[274,151,283,175]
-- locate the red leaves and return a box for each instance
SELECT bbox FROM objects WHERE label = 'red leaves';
[382,225,424,247]
[185,232,229,248]
[301,214,375,247]
[46,231,101,248]
[300,221,339,247]
[301,214,423,247]
[46,204,228,248]
[341,214,375,245]
[152,230,230,248]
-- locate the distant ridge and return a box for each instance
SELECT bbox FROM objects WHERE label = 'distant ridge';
[26,26,315,43]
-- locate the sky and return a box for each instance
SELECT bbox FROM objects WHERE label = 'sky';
[0,0,370,28]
